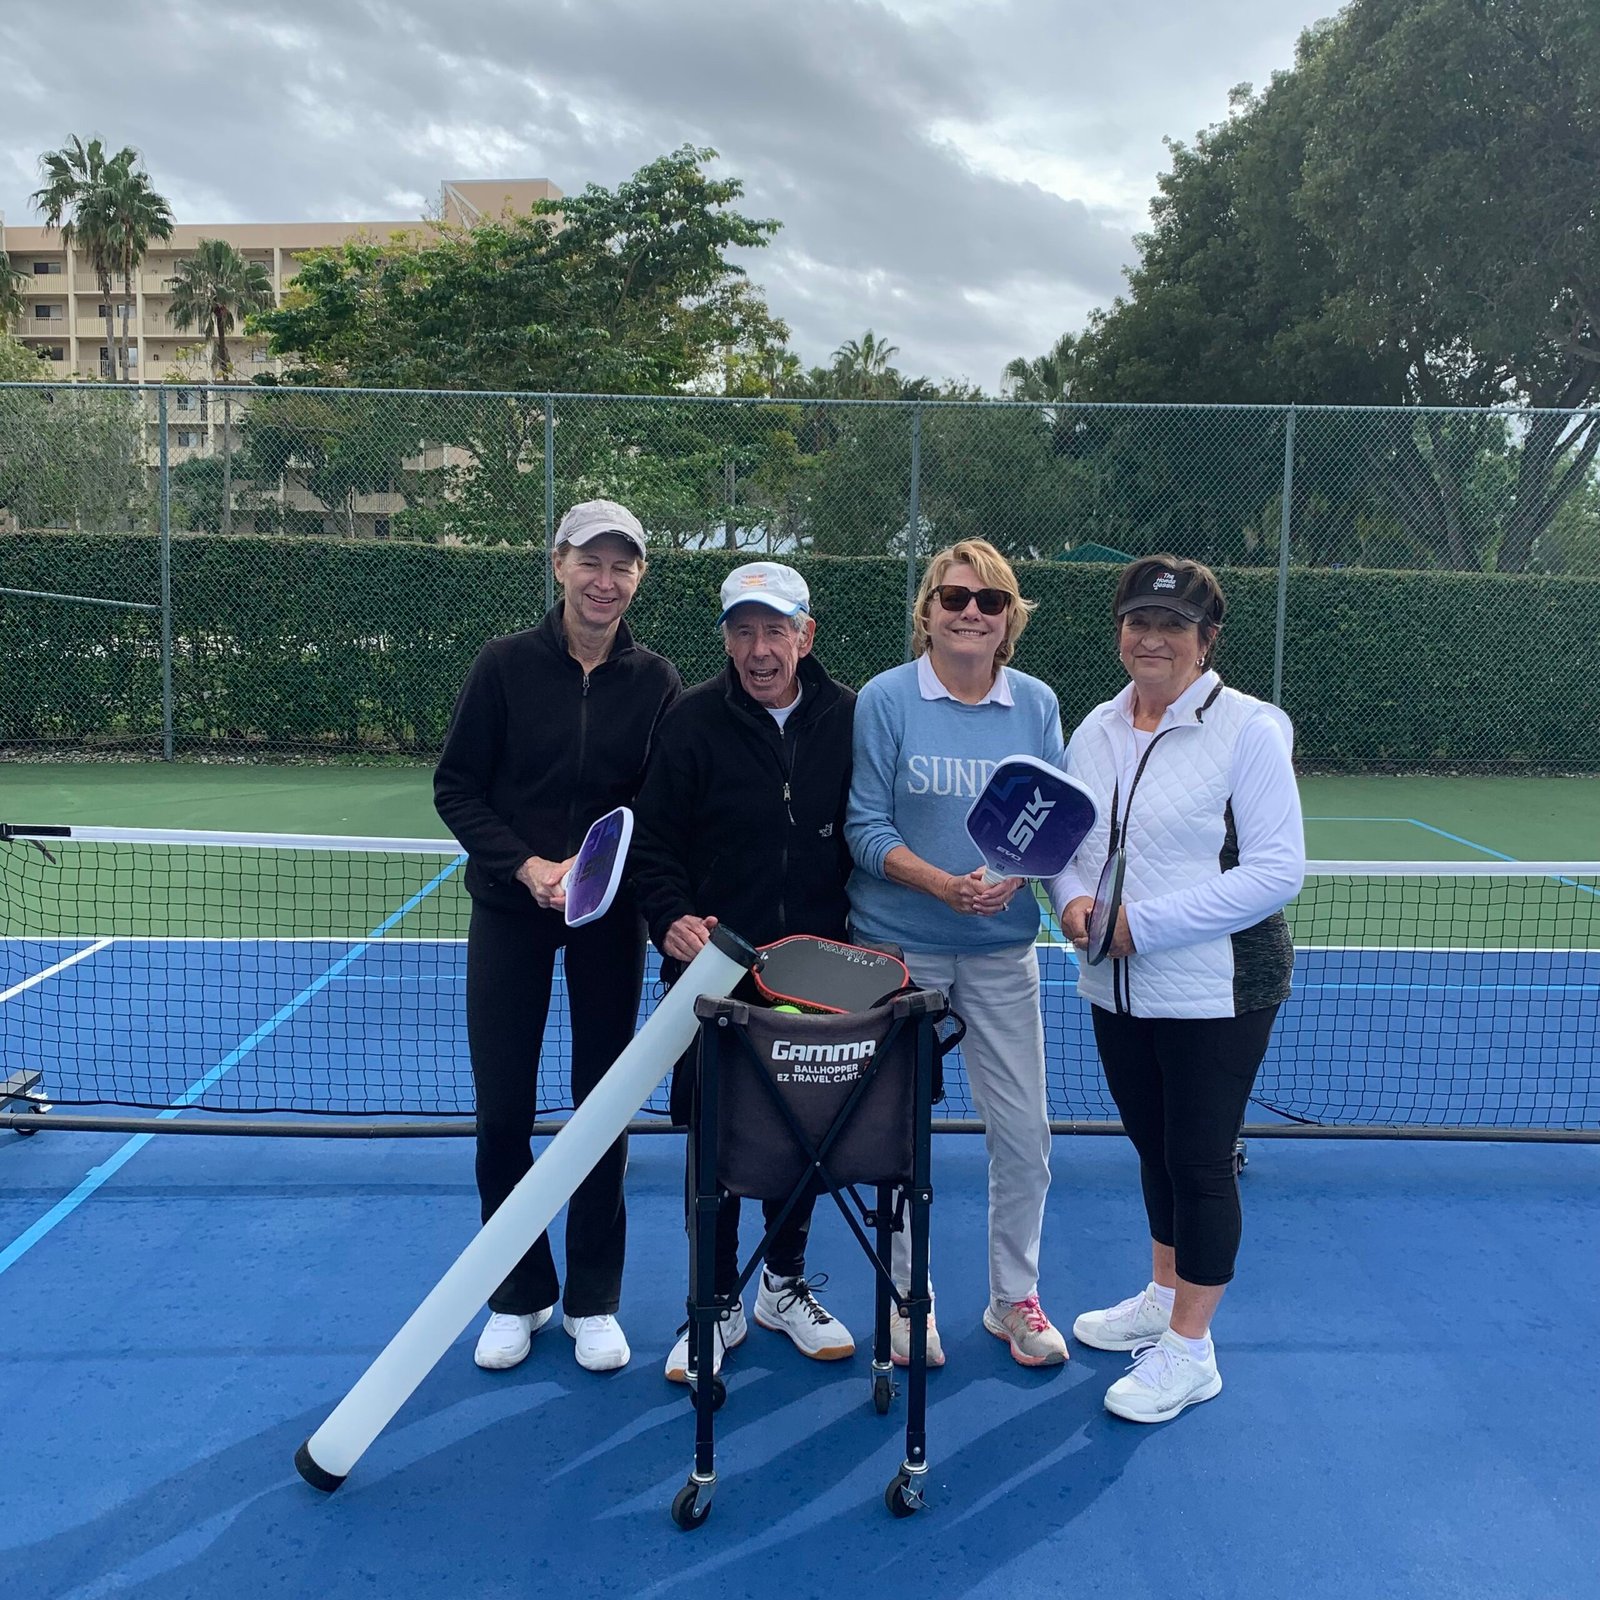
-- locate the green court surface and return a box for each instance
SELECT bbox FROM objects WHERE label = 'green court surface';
[0,837,470,941]
[5,763,1598,861]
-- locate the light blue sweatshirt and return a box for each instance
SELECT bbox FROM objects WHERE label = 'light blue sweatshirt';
[846,658,1068,953]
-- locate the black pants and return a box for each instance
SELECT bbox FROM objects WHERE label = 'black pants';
[669,1007,815,1299]
[467,897,646,1318]
[1091,1004,1280,1288]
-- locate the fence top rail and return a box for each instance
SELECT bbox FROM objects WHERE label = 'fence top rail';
[1,380,1597,422]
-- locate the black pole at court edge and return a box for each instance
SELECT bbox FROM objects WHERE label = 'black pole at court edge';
[158,386,174,760]
[1271,405,1295,708]
[544,395,556,614]
[904,405,922,663]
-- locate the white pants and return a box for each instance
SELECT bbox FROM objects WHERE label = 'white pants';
[894,942,1052,1306]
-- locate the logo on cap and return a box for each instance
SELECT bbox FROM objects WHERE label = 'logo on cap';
[1153,572,1177,591]
[740,572,768,588]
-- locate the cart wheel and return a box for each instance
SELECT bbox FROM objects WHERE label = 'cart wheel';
[1233,1138,1248,1177]
[872,1374,894,1415]
[671,1481,712,1531]
[686,1373,727,1412]
[14,1101,48,1137]
[884,1469,923,1518]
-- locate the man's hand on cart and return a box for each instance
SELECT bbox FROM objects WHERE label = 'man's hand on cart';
[664,913,720,964]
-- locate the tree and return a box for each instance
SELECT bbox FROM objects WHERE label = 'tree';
[1002,333,1082,403]
[0,333,49,381]
[1291,0,1600,571]
[0,253,27,334]
[32,136,173,381]
[0,382,148,531]
[250,147,794,547]
[168,238,275,378]
[1064,0,1600,572]
[88,154,174,378]
[826,331,903,399]
[169,238,275,533]
[255,145,785,395]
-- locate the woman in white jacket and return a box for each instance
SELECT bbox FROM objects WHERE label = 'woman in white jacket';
[1052,555,1304,1424]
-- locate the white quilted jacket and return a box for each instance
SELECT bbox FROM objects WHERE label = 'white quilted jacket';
[1051,671,1305,1018]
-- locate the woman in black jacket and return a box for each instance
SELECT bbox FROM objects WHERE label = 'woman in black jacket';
[434,500,680,1376]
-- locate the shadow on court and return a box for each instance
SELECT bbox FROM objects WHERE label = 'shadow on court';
[1,1134,1595,1600]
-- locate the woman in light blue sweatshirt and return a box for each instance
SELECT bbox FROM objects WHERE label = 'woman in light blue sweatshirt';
[847,538,1069,1371]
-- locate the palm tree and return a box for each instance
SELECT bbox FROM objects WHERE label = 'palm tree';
[1001,332,1081,402]
[90,153,173,377]
[32,136,172,380]
[34,136,119,376]
[168,238,274,533]
[829,330,901,398]
[167,237,273,378]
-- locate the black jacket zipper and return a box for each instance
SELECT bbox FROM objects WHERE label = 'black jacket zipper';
[565,667,592,855]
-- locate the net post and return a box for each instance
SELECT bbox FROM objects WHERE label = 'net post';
[158,385,174,760]
[544,395,556,613]
[904,403,922,663]
[1272,404,1295,707]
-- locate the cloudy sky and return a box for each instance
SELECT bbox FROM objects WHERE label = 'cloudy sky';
[0,0,1336,389]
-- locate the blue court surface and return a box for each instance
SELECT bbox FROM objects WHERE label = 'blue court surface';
[0,1127,1595,1600]
[7,938,1597,1130]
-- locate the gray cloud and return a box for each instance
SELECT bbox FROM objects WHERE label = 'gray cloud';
[0,0,1335,388]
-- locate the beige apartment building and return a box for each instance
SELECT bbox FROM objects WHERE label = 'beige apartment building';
[1,178,559,382]
[1,179,558,535]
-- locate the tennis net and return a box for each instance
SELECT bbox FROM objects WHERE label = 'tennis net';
[2,826,1596,1138]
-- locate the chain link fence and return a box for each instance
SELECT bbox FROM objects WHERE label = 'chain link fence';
[2,382,1597,769]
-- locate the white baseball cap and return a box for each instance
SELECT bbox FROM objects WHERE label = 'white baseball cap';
[718,562,810,625]
[555,499,647,557]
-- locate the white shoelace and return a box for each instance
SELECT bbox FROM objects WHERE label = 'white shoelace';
[1124,1338,1187,1391]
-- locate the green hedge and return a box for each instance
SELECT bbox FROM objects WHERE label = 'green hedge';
[2,533,1597,769]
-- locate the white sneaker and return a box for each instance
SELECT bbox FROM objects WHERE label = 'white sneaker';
[1103,1329,1222,1423]
[1073,1283,1173,1352]
[564,1313,631,1373]
[473,1306,553,1371]
[754,1271,855,1361]
[889,1300,945,1368]
[664,1302,748,1384]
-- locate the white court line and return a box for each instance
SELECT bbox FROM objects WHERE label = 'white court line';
[0,938,113,1003]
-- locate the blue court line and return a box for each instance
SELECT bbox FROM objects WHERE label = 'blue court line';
[1306,815,1600,899]
[1304,814,1517,859]
[1303,982,1600,995]
[1400,818,1518,861]
[0,855,466,1280]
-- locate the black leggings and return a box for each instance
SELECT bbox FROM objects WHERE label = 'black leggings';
[466,897,646,1318]
[1091,1004,1280,1288]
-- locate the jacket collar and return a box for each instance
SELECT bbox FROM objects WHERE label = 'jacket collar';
[1100,669,1222,732]
[537,603,635,668]
[721,650,842,724]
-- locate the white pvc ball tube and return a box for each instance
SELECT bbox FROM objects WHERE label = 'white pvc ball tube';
[297,927,754,1489]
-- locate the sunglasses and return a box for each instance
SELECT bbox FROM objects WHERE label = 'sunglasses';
[934,585,1011,616]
